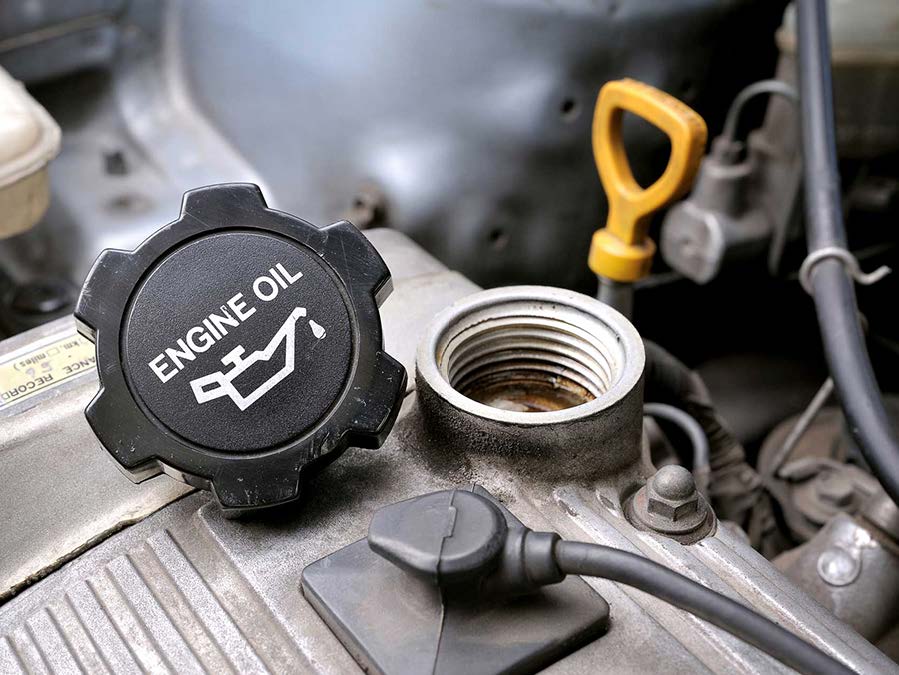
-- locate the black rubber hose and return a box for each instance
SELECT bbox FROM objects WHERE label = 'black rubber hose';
[644,403,710,473]
[642,341,739,469]
[643,402,710,495]
[797,0,899,504]
[643,340,762,528]
[554,541,853,675]
[721,79,799,144]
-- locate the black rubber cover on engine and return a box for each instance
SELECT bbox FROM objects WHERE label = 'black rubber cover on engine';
[302,485,609,675]
[75,183,407,511]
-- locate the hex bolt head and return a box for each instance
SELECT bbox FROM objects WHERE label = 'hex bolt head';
[647,465,700,521]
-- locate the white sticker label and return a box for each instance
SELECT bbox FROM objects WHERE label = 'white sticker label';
[0,333,96,410]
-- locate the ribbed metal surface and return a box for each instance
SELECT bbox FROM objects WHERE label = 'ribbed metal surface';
[0,526,303,675]
[3,466,897,674]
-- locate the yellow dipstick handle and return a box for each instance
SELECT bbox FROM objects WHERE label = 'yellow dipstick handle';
[588,79,707,282]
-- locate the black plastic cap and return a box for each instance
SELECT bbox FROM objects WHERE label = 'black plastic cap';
[368,489,508,586]
[75,183,407,511]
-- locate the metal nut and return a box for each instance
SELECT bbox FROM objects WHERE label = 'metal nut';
[647,465,699,521]
[627,465,715,542]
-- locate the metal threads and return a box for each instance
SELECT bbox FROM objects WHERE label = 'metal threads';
[435,293,626,414]
[439,308,622,413]
[419,286,643,424]
[416,287,645,478]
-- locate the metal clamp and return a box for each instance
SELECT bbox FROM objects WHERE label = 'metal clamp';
[799,246,891,295]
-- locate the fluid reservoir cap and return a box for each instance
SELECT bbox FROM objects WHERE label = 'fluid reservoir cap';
[75,183,407,511]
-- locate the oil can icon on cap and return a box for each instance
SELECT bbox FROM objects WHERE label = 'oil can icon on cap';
[190,307,326,411]
[74,183,407,513]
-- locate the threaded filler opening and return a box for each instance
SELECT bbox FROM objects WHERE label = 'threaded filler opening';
[436,300,625,413]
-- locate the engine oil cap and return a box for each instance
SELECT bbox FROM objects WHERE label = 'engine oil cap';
[75,183,407,512]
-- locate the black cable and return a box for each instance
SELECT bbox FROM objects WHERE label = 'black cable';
[643,402,710,495]
[721,79,798,144]
[797,0,899,505]
[643,340,763,529]
[644,402,710,472]
[368,490,855,674]
[553,541,853,675]
[642,341,740,468]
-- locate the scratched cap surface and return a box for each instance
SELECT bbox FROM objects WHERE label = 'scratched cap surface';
[75,183,407,511]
